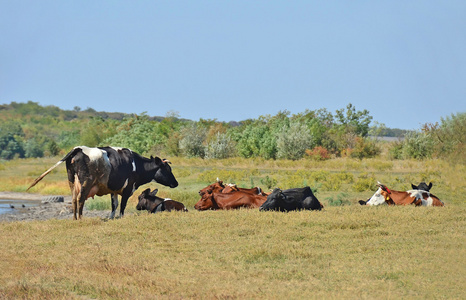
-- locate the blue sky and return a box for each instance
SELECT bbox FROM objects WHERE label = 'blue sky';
[1,1,465,130]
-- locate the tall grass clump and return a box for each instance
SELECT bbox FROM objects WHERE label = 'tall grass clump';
[85,197,111,210]
[325,192,352,206]
[352,173,377,192]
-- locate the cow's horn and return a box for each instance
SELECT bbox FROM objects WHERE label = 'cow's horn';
[162,159,171,164]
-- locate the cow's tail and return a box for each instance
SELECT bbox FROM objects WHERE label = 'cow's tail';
[26,147,80,191]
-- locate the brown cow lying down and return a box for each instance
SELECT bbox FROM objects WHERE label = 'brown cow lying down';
[199,180,225,196]
[137,188,188,213]
[222,183,269,196]
[198,180,268,197]
[194,189,267,210]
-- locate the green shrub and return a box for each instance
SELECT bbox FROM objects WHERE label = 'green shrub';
[388,141,404,160]
[350,137,381,159]
[277,122,313,160]
[326,193,351,206]
[205,132,236,159]
[179,124,207,158]
[261,175,278,190]
[85,197,111,210]
[352,173,376,192]
[402,131,434,159]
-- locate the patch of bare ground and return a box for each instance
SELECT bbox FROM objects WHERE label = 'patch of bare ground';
[0,192,111,222]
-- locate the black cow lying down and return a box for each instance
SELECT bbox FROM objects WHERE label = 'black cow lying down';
[27,146,178,220]
[137,188,188,213]
[259,187,323,212]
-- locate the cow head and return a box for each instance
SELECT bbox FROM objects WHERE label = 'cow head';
[259,188,286,211]
[194,191,220,210]
[152,157,178,188]
[411,182,433,192]
[366,183,390,206]
[199,180,224,196]
[374,183,398,205]
[136,188,163,212]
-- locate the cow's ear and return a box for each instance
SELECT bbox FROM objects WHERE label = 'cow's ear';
[428,182,433,189]
[411,184,417,189]
[150,189,159,196]
[142,188,151,195]
[153,156,162,164]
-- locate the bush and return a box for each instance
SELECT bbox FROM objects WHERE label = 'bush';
[277,123,313,160]
[234,123,277,159]
[350,137,381,159]
[179,124,207,158]
[104,114,158,154]
[424,113,466,164]
[205,132,236,159]
[305,146,330,161]
[24,139,43,158]
[402,131,434,159]
[388,141,404,160]
[352,173,376,192]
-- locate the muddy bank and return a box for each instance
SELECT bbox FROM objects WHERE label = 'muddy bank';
[0,192,112,222]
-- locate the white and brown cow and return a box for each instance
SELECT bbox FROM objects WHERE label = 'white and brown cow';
[27,146,178,220]
[363,182,444,206]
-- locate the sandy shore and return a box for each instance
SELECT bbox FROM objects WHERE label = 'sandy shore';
[0,192,111,222]
[0,191,52,201]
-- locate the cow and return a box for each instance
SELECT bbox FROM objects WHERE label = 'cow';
[199,180,225,197]
[27,146,178,220]
[136,188,188,213]
[411,182,433,192]
[360,181,434,205]
[259,187,323,212]
[364,182,444,206]
[360,184,386,206]
[194,190,267,210]
[222,184,268,196]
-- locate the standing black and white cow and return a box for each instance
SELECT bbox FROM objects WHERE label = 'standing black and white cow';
[259,187,323,212]
[27,146,178,220]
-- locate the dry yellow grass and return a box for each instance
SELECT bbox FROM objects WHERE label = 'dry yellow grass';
[0,206,465,299]
[0,156,465,298]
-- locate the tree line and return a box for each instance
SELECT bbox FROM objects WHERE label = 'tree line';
[0,101,464,163]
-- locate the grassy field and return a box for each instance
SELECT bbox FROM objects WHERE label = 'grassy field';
[0,156,465,298]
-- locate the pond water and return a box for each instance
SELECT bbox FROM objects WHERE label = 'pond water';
[0,199,40,215]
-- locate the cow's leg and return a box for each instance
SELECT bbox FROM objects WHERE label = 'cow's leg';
[119,190,133,217]
[69,181,78,220]
[109,193,119,219]
[78,198,85,219]
[77,180,93,220]
[72,198,78,220]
